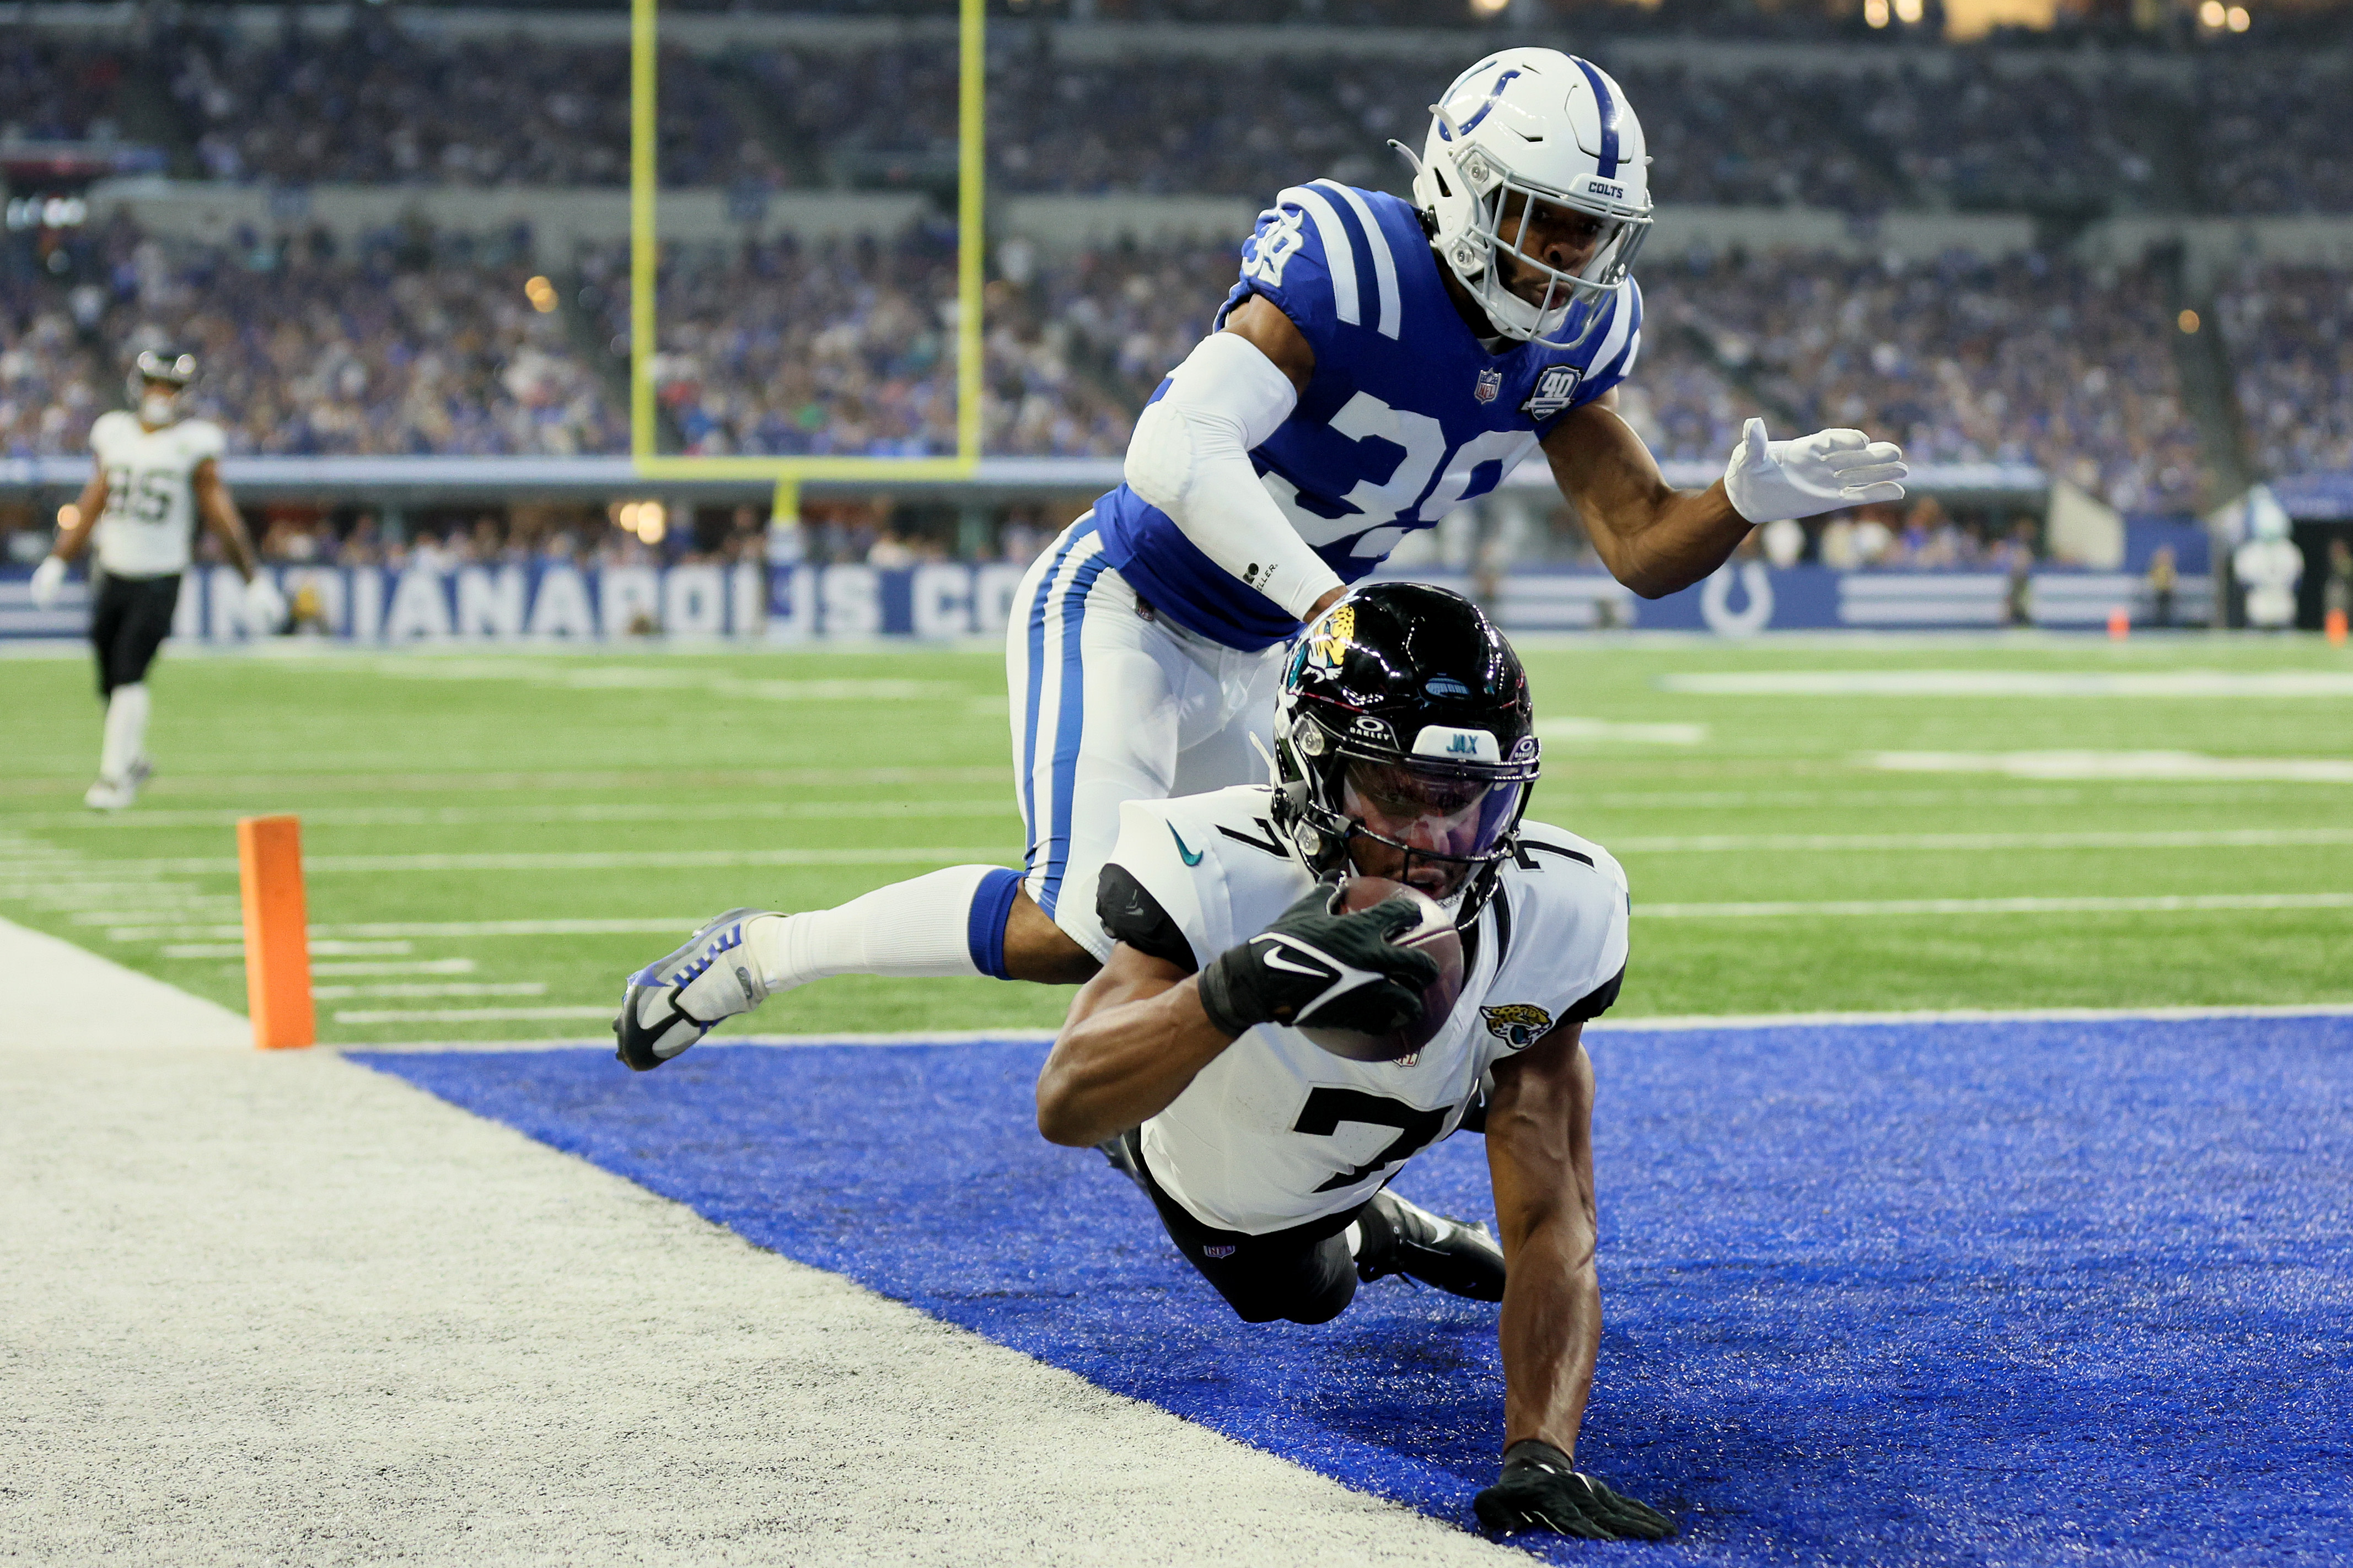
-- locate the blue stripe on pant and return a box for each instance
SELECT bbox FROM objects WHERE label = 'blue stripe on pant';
[1036,551,1111,918]
[1018,520,1095,882]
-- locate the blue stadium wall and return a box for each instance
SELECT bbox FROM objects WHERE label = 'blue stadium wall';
[0,560,2217,641]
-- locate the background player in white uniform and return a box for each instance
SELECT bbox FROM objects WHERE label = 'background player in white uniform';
[29,352,282,810]
[1035,583,1673,1543]
[615,49,1905,1070]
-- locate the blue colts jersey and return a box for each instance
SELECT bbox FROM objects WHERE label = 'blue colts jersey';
[1092,180,1643,651]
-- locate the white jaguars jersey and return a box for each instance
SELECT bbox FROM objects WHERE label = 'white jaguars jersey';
[1100,784,1630,1236]
[88,411,226,578]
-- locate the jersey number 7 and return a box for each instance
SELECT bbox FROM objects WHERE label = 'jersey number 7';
[1294,1087,1462,1193]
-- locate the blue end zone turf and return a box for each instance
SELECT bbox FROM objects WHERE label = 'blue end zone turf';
[354,1016,2353,1566]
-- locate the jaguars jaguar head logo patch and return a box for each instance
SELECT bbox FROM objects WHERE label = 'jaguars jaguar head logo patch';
[1481,1003,1554,1050]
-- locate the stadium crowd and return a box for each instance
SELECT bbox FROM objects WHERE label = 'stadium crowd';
[0,207,2243,520]
[2218,263,2353,478]
[5,21,2349,215]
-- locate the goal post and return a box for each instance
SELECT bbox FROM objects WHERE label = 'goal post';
[627,0,986,483]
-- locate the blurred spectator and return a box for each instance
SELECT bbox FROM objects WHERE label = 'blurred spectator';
[2218,263,2353,476]
[1642,247,2204,511]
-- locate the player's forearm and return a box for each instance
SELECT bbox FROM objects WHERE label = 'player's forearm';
[1497,1211,1602,1454]
[1036,979,1234,1147]
[51,479,106,563]
[1582,478,1750,600]
[203,495,259,578]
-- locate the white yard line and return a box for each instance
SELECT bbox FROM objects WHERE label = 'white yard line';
[313,983,548,1001]
[355,1002,2353,1054]
[0,765,1006,800]
[333,1005,620,1025]
[114,918,708,942]
[1867,750,2353,783]
[15,798,1018,830]
[42,848,1019,877]
[1641,892,2353,918]
[1607,827,2353,853]
[1665,669,2353,697]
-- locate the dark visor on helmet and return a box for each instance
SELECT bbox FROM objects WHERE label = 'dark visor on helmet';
[1335,758,1528,901]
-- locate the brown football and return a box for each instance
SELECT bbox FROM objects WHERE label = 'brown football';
[1296,876,1466,1063]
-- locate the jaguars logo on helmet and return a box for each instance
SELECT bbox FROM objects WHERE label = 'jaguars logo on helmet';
[1481,1003,1554,1049]
[1306,604,1354,671]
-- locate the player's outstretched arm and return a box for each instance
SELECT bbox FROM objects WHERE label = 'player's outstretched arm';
[1036,885,1436,1147]
[1543,398,1905,599]
[1477,1021,1675,1541]
[1035,943,1234,1149]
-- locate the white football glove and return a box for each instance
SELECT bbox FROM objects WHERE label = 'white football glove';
[243,572,288,633]
[1723,418,1908,525]
[28,554,66,609]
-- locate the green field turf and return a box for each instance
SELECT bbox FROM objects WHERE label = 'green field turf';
[7,632,2351,1046]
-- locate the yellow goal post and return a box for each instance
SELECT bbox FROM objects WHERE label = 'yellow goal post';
[628,0,986,515]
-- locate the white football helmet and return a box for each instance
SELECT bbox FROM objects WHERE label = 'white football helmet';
[1403,49,1652,351]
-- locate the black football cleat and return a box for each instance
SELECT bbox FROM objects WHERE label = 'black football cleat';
[1355,1189,1506,1301]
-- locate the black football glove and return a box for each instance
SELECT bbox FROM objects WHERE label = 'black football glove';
[1473,1441,1677,1542]
[1196,883,1439,1038]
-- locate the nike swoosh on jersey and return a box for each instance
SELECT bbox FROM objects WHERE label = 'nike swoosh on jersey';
[1169,823,1204,867]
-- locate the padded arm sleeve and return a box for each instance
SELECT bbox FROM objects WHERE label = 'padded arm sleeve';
[1122,331,1345,622]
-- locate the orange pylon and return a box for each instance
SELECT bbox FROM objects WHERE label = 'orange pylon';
[237,815,314,1049]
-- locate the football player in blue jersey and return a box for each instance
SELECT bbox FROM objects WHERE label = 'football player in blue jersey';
[614,47,1907,1068]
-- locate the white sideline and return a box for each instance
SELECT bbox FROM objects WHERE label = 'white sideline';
[1,924,1521,1566]
[349,1002,2353,1054]
[2,914,248,1050]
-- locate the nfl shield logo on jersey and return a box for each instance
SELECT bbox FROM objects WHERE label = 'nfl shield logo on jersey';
[1473,367,1502,403]
[1521,365,1584,420]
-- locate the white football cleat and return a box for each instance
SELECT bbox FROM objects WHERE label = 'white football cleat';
[614,908,778,1071]
[84,774,137,812]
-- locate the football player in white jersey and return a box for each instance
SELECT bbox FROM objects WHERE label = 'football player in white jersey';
[1034,583,1672,1542]
[614,49,1903,1069]
[29,352,283,810]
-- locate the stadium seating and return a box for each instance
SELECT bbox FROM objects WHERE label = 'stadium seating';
[8,21,2343,214]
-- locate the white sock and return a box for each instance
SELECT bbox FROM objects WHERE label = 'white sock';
[99,682,150,782]
[748,865,1009,990]
[1344,1222,1363,1258]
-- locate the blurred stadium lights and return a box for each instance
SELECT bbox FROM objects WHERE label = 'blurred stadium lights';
[524,276,560,314]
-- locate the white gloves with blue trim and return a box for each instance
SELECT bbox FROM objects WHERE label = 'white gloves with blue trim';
[1723,417,1908,524]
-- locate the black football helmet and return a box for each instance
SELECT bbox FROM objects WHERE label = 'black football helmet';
[127,350,197,415]
[1269,581,1538,925]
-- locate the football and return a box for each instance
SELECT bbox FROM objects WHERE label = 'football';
[1297,876,1466,1064]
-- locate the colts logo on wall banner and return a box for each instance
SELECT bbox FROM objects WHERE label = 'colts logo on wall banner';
[1521,365,1584,421]
[1480,1003,1554,1049]
[1474,367,1502,403]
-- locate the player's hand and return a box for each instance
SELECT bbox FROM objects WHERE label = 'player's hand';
[29,554,66,609]
[1474,1441,1677,1541]
[243,572,287,633]
[1196,883,1438,1038]
[1723,417,1906,524]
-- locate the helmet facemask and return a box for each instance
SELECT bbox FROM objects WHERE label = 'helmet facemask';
[1436,138,1649,351]
[1276,710,1538,924]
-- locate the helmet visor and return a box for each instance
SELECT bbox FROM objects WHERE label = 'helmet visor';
[1338,758,1527,901]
